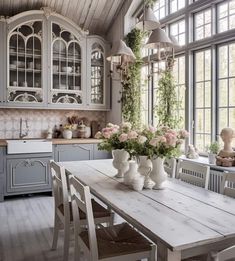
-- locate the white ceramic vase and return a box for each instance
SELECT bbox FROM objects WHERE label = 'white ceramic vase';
[138,156,155,189]
[112,149,129,178]
[124,160,138,186]
[150,157,167,189]
[138,156,152,176]
[132,174,145,191]
[208,153,216,165]
[62,130,72,139]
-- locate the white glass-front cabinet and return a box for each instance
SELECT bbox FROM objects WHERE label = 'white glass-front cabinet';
[3,8,109,110]
[87,37,110,110]
[8,20,44,105]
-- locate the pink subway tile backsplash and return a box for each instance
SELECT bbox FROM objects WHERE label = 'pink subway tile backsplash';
[0,109,106,139]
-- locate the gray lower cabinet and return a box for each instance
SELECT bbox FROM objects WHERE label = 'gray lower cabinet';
[0,147,5,201]
[93,144,111,160]
[54,144,94,162]
[6,155,52,195]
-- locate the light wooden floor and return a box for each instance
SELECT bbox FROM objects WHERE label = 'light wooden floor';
[0,194,81,261]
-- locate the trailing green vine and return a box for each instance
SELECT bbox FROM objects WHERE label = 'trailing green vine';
[154,58,183,129]
[120,28,145,129]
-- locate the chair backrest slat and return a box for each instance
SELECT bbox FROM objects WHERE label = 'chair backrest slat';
[221,173,235,198]
[213,245,235,261]
[69,176,99,260]
[177,160,210,189]
[50,160,70,219]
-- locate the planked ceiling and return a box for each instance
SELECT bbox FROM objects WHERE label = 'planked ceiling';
[0,0,125,36]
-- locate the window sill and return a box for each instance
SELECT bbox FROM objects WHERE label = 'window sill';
[179,155,235,173]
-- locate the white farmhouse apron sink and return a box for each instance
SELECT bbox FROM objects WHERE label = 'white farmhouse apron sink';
[7,139,53,154]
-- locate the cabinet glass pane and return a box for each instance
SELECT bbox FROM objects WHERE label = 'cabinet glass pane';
[8,21,43,103]
[90,43,104,104]
[51,23,82,104]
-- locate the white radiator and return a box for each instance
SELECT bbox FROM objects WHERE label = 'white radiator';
[208,169,224,193]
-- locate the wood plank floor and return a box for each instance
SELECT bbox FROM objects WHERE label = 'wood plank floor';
[0,194,80,261]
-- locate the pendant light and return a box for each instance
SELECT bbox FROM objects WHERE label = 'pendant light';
[145,28,172,49]
[136,7,160,31]
[106,39,135,63]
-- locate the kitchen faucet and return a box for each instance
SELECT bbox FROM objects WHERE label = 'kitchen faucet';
[19,118,29,139]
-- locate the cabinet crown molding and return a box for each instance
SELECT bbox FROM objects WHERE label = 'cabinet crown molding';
[41,6,55,19]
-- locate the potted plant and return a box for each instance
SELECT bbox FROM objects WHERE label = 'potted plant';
[62,124,73,139]
[146,126,189,189]
[95,122,134,178]
[207,142,220,165]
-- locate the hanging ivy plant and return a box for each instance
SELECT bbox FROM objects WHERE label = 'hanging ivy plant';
[120,28,146,129]
[119,1,158,128]
[154,58,183,129]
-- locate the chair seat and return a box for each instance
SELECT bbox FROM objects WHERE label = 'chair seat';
[58,199,111,221]
[80,222,152,259]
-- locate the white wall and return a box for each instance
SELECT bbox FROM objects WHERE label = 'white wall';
[105,0,142,125]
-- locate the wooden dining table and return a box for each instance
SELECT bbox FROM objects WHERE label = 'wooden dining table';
[62,159,235,261]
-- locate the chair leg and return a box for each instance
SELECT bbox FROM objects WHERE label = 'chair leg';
[63,222,70,261]
[52,213,60,250]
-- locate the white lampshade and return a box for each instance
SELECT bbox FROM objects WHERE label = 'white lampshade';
[145,28,173,49]
[136,7,160,31]
[106,40,136,63]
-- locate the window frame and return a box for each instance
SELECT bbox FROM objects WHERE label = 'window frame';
[137,0,235,153]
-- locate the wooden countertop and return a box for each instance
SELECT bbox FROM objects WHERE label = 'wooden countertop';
[0,138,101,147]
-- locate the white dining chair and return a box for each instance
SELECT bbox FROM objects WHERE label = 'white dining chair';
[211,245,235,261]
[164,158,176,178]
[69,175,156,261]
[50,161,114,261]
[220,172,235,198]
[176,160,210,189]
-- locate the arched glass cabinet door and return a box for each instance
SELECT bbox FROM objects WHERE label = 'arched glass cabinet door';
[90,43,104,105]
[51,23,82,104]
[8,21,43,103]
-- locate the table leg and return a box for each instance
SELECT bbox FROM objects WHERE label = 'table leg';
[157,241,181,261]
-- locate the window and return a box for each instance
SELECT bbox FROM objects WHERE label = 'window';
[194,9,212,41]
[170,20,186,45]
[140,66,149,127]
[153,0,167,20]
[172,56,186,128]
[218,0,235,33]
[194,49,212,152]
[170,0,185,14]
[218,43,235,134]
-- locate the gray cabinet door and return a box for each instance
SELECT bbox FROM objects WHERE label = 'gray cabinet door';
[93,144,111,160]
[55,144,93,162]
[6,157,51,193]
[0,147,5,201]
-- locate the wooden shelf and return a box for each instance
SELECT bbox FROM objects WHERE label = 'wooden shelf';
[53,72,81,76]
[10,52,41,58]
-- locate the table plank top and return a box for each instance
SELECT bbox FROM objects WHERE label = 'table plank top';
[62,159,235,251]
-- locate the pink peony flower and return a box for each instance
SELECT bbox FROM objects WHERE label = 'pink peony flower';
[103,132,111,139]
[127,130,138,139]
[119,133,128,142]
[178,129,189,139]
[138,135,147,144]
[159,136,167,143]
[149,138,158,147]
[148,125,156,133]
[165,133,177,147]
[95,131,102,139]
